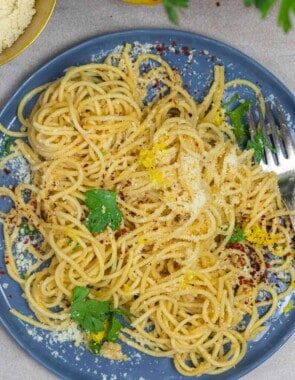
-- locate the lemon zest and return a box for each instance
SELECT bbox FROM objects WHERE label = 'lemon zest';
[123,283,132,297]
[149,169,164,184]
[283,300,295,315]
[88,320,108,343]
[138,237,147,244]
[139,149,155,169]
[245,224,279,247]
[139,142,166,184]
[213,108,225,126]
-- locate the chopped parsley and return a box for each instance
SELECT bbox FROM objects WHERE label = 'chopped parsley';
[246,130,276,163]
[225,98,253,144]
[73,242,80,251]
[70,286,131,354]
[229,226,246,244]
[0,135,12,157]
[83,189,123,233]
[19,221,38,236]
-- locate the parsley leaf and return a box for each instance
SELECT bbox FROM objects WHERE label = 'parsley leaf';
[163,0,189,24]
[225,99,253,144]
[110,307,135,317]
[19,221,38,236]
[106,315,122,342]
[70,286,131,353]
[243,0,295,32]
[72,285,90,302]
[89,340,103,355]
[278,0,295,32]
[83,189,123,233]
[243,0,276,17]
[229,226,246,243]
[246,130,276,163]
[0,135,12,157]
[70,287,110,333]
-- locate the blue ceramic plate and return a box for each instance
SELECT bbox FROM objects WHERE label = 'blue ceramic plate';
[0,29,294,380]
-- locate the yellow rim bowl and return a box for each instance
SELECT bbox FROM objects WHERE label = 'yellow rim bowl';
[0,0,56,66]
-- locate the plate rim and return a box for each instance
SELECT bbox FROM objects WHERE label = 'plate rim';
[0,28,294,380]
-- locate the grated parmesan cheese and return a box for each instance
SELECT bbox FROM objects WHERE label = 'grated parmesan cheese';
[0,0,36,54]
[100,342,128,361]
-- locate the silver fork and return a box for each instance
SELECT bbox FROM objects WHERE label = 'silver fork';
[248,99,295,230]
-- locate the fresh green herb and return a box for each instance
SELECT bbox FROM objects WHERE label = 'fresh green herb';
[19,221,38,236]
[66,238,80,251]
[223,94,240,108]
[110,307,134,317]
[243,0,295,32]
[0,135,12,157]
[246,130,277,163]
[225,99,253,143]
[163,0,189,24]
[70,286,131,354]
[89,340,103,355]
[278,0,295,32]
[72,286,90,302]
[244,0,276,17]
[70,286,109,333]
[229,226,246,244]
[83,189,123,234]
[106,314,122,342]
[73,242,80,251]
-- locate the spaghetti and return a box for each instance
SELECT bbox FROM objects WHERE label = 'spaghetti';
[0,44,294,376]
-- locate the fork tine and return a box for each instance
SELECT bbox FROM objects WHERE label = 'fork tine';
[265,102,286,164]
[257,102,275,166]
[248,106,257,140]
[274,99,295,159]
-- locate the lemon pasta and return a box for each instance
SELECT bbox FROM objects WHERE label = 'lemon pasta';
[0,44,294,377]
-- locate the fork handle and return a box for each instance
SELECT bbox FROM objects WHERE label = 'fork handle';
[278,176,295,230]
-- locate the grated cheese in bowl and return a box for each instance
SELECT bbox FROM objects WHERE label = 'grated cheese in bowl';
[0,0,36,54]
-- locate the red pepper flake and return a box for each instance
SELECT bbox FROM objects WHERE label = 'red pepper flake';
[156,43,166,53]
[119,228,128,236]
[181,46,190,56]
[227,242,246,251]
[152,79,160,89]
